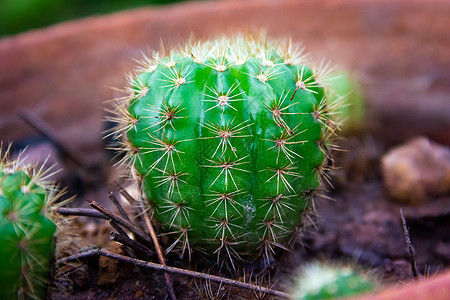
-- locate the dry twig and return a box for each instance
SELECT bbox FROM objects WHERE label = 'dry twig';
[110,231,154,259]
[56,187,286,298]
[55,249,291,298]
[56,207,107,219]
[400,208,419,279]
[88,200,153,246]
[56,199,175,299]
[17,108,87,168]
[113,182,177,300]
[108,192,131,222]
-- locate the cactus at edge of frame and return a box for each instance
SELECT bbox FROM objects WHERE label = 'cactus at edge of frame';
[0,144,62,299]
[110,34,342,268]
[291,262,377,300]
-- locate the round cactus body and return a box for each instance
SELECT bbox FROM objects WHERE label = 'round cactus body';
[114,35,339,265]
[0,145,59,299]
[292,262,377,300]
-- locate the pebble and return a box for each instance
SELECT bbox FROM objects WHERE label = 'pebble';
[381,137,450,204]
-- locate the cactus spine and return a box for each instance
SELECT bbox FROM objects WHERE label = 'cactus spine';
[112,34,340,266]
[0,144,61,299]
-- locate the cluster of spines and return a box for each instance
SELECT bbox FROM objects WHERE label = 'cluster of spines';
[108,33,341,269]
[0,143,65,299]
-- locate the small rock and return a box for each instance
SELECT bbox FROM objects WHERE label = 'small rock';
[381,137,450,204]
[97,241,133,287]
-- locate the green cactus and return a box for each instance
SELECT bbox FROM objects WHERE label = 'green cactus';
[292,262,377,300]
[0,144,62,299]
[111,34,340,266]
[327,71,365,134]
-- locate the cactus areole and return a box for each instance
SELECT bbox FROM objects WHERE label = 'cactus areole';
[114,35,339,266]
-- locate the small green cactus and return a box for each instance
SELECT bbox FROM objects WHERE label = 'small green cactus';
[327,71,365,134]
[0,144,62,299]
[111,34,341,266]
[292,262,377,300]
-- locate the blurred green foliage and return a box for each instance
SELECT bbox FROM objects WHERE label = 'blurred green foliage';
[0,0,185,37]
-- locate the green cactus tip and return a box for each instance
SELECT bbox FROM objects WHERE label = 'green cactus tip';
[292,262,378,300]
[0,143,64,299]
[110,33,342,268]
